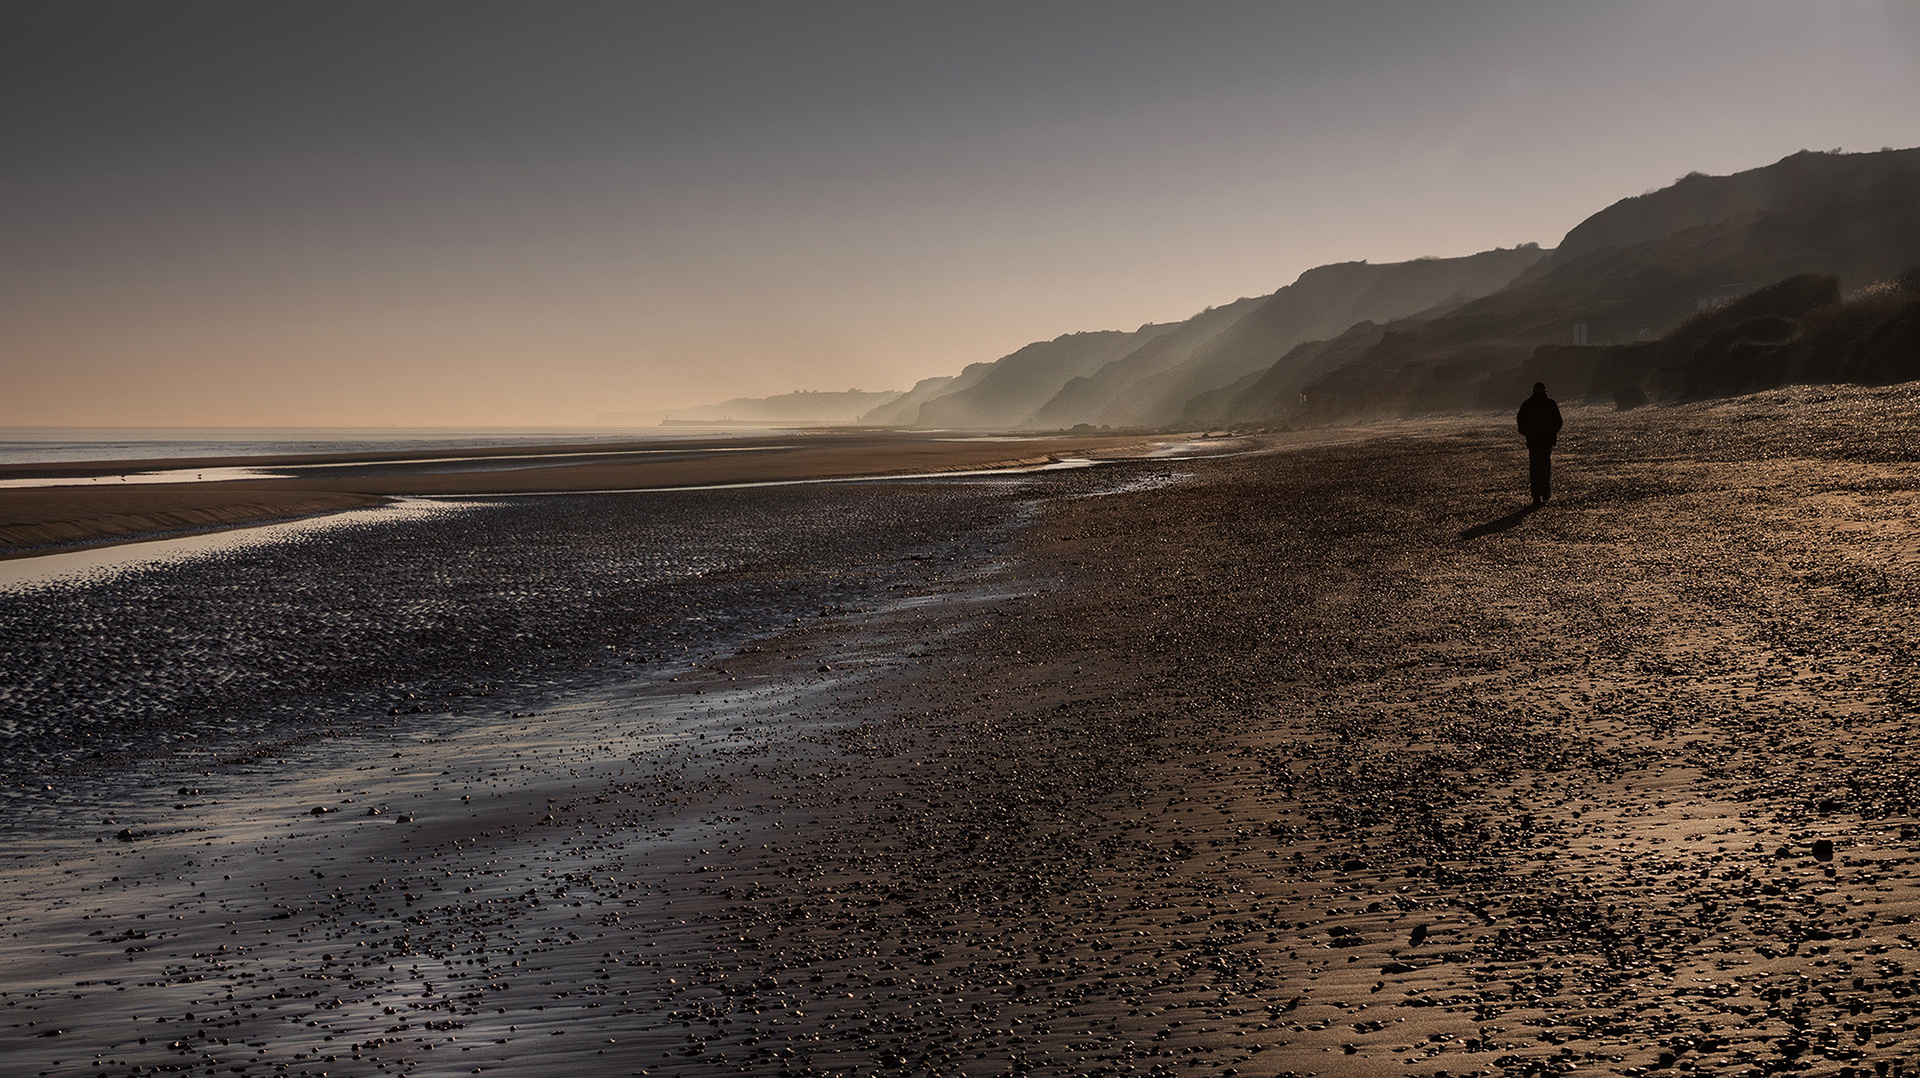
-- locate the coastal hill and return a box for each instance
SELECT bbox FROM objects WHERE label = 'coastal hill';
[1023,296,1268,429]
[857,374,956,426]
[864,147,1920,431]
[639,148,1920,432]
[1114,247,1545,429]
[600,387,906,426]
[1277,147,1920,423]
[909,326,1178,429]
[670,387,905,424]
[1547,146,1920,267]
[867,248,1546,430]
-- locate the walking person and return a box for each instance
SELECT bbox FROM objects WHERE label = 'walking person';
[1516,382,1563,506]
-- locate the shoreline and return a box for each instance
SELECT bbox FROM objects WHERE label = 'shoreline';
[0,429,1178,482]
[0,429,1201,561]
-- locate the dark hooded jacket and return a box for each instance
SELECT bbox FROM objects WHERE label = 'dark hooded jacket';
[1517,387,1563,450]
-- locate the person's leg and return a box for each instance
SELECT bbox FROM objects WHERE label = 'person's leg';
[1529,447,1549,504]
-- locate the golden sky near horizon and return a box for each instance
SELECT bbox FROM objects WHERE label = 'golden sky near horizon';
[5,1,1920,427]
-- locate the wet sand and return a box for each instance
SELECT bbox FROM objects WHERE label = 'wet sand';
[0,431,1170,559]
[0,487,388,559]
[8,384,1920,1077]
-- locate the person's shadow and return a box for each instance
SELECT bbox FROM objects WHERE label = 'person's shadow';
[1457,504,1536,542]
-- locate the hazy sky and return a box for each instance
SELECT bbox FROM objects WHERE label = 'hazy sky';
[6,1,1920,426]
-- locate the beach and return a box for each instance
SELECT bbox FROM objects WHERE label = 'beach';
[6,385,1920,1077]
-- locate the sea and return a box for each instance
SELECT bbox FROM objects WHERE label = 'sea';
[0,424,756,466]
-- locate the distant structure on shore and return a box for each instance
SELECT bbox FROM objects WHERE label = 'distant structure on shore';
[598,388,905,427]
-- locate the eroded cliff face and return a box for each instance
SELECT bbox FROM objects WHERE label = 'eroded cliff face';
[1279,150,1920,423]
[1545,147,1920,269]
[878,147,1920,433]
[1028,296,1268,430]
[1156,247,1548,428]
[859,374,958,426]
[1092,247,1550,430]
[909,325,1179,430]
[894,246,1546,432]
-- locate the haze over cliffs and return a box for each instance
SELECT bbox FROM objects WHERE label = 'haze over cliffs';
[859,147,1920,430]
[600,388,905,426]
[1284,147,1920,422]
[867,247,1546,429]
[912,326,1179,430]
[620,147,1920,432]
